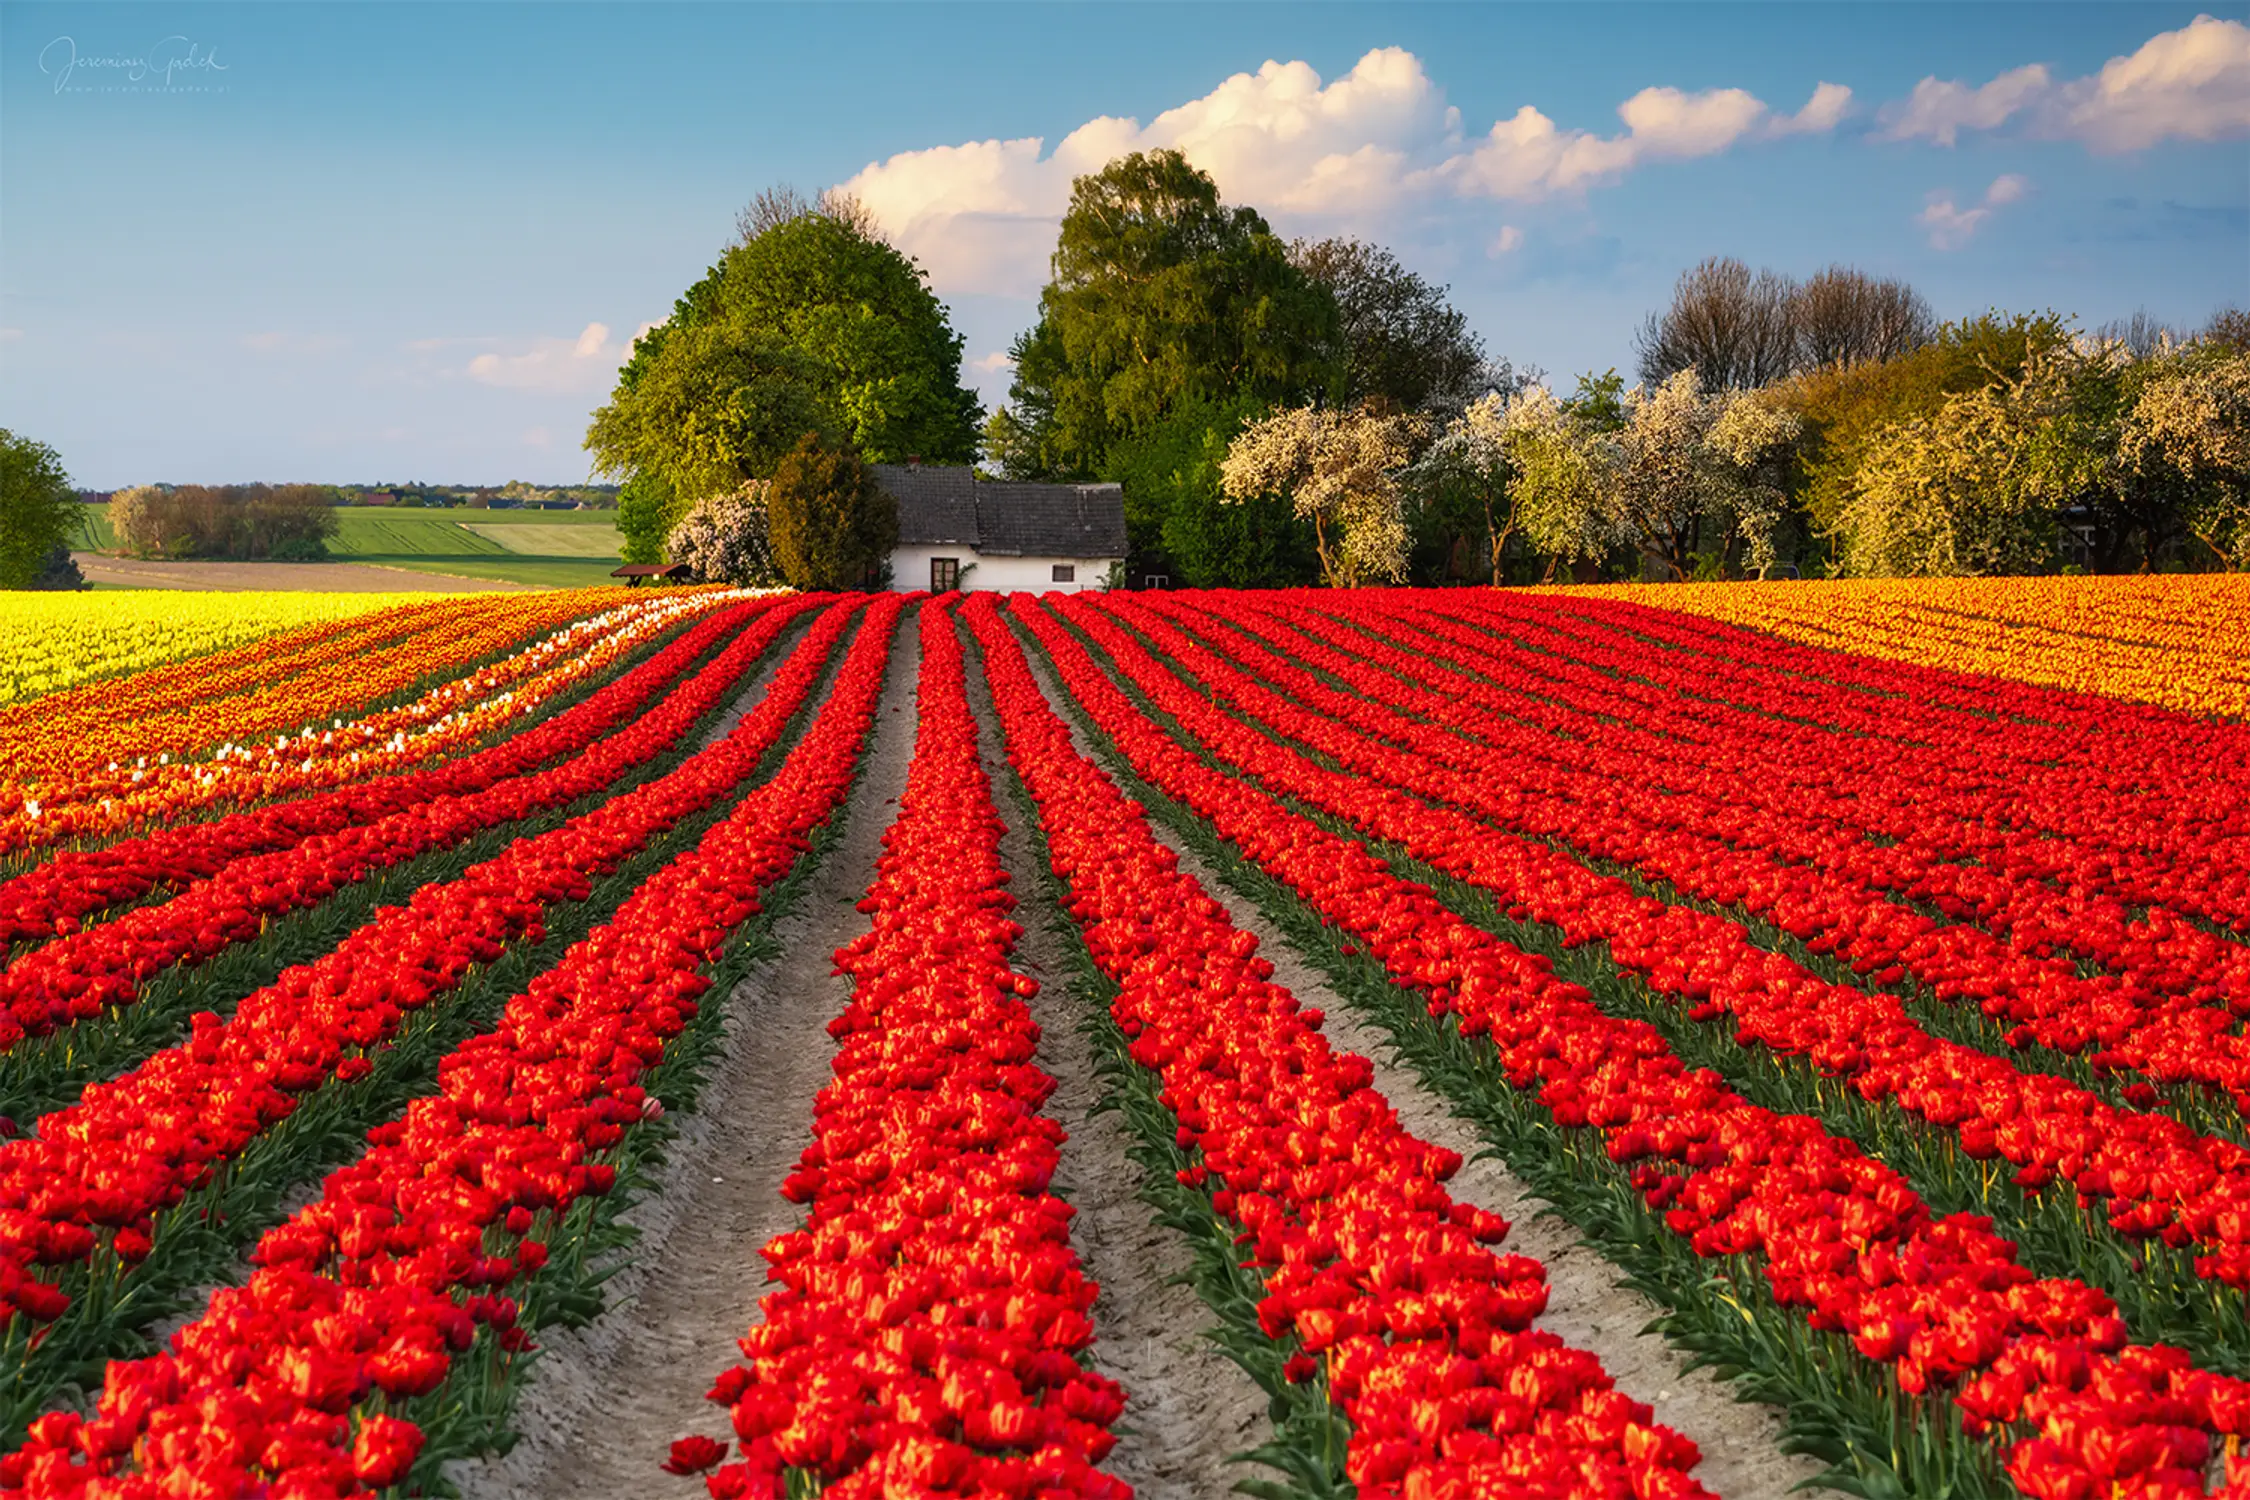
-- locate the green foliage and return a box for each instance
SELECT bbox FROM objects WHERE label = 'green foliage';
[592,209,979,561]
[107,483,338,562]
[0,431,83,590]
[996,150,1343,479]
[615,472,681,566]
[1164,487,1321,590]
[766,435,898,590]
[1097,392,1316,588]
[1774,311,2071,535]
[1289,236,1492,413]
[1832,352,2087,577]
[1566,370,1628,432]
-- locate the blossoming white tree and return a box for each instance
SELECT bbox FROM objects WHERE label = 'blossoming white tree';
[1219,404,1421,586]
[665,480,783,587]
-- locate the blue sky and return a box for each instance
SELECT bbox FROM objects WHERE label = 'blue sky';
[3,2,2245,488]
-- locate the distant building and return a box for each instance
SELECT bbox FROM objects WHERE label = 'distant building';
[870,462,1124,595]
[360,491,397,506]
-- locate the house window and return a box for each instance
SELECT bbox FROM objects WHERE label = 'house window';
[930,557,960,593]
[1141,574,1169,590]
[1051,564,1075,583]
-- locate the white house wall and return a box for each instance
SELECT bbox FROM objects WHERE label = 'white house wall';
[889,544,1118,594]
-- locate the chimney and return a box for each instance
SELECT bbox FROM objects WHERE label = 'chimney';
[907,454,922,471]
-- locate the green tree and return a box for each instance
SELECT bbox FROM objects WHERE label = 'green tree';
[590,206,979,560]
[1289,237,1493,414]
[1772,310,2072,541]
[994,150,1342,488]
[615,471,680,566]
[0,432,83,590]
[766,436,899,590]
[2119,339,2250,568]
[1099,393,1318,587]
[1833,350,2092,577]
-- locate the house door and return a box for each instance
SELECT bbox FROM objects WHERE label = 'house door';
[930,557,960,592]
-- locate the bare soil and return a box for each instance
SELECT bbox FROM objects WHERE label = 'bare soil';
[968,659,1273,1500]
[451,615,922,1500]
[1013,645,1832,1500]
[72,553,533,592]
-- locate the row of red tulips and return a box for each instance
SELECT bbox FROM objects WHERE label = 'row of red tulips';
[1232,592,2250,1114]
[2,591,744,869]
[1081,593,2250,1288]
[1009,593,2250,1499]
[0,594,773,956]
[0,599,809,1058]
[1337,592,2250,1020]
[0,596,906,1499]
[966,596,1714,1500]
[688,600,1126,1499]
[1251,593,2250,1025]
[0,599,864,1339]
[1418,590,2250,950]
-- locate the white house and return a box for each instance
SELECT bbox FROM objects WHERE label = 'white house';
[871,463,1125,594]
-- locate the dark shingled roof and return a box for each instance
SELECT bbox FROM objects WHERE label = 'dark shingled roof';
[974,482,1126,558]
[870,465,1125,559]
[869,464,978,546]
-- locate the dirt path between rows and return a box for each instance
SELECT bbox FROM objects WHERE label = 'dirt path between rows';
[1014,641,1833,1500]
[968,653,1273,1499]
[72,553,535,592]
[451,609,923,1500]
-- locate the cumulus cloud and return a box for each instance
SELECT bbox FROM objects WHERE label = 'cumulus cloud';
[1490,225,1525,256]
[1920,173,2032,248]
[465,321,629,392]
[1770,81,1854,135]
[839,47,1840,298]
[970,350,1015,373]
[1881,64,2050,145]
[2052,13,2250,150]
[1882,16,2250,149]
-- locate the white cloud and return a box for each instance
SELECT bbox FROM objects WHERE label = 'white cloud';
[0,328,23,343]
[841,47,1829,298]
[1490,225,1525,255]
[2051,13,2250,150]
[1770,81,1853,135]
[971,350,1015,373]
[1881,64,2050,145]
[465,321,629,392]
[1881,16,2250,150]
[1919,174,2032,249]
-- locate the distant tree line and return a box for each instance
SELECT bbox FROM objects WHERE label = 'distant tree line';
[109,484,340,561]
[593,148,2248,588]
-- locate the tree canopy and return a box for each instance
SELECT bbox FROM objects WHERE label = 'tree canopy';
[589,206,979,560]
[766,435,899,590]
[991,150,1342,483]
[1290,237,1495,415]
[0,431,82,590]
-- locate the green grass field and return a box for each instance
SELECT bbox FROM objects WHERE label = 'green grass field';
[76,505,629,589]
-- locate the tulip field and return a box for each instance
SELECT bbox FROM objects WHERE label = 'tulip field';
[0,577,2245,1500]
